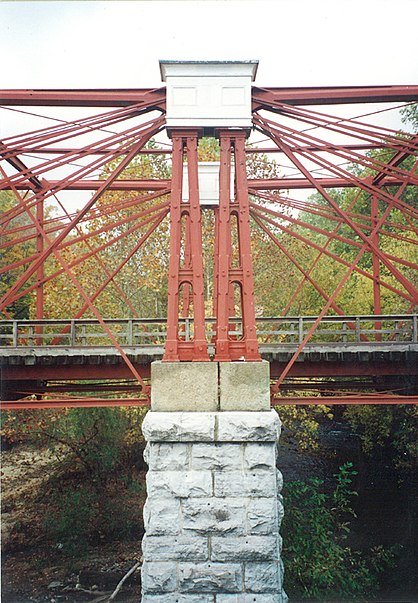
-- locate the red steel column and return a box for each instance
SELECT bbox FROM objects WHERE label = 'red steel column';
[233,132,261,360]
[214,133,233,360]
[164,133,183,361]
[35,194,44,321]
[163,130,209,362]
[213,130,261,361]
[371,193,382,340]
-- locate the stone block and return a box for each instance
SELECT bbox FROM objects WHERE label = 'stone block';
[244,443,276,470]
[244,562,282,593]
[143,498,181,536]
[142,535,209,561]
[142,596,215,603]
[142,412,216,442]
[191,443,243,471]
[247,498,279,535]
[276,469,283,492]
[216,595,288,603]
[179,562,243,593]
[151,361,218,411]
[217,411,281,442]
[141,561,177,593]
[214,470,276,498]
[182,499,246,535]
[144,442,190,471]
[211,536,277,561]
[147,470,212,498]
[219,361,271,411]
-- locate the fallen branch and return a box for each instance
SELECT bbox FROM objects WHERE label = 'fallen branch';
[107,561,141,601]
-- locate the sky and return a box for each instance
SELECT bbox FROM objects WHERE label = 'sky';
[0,0,417,91]
[0,0,417,208]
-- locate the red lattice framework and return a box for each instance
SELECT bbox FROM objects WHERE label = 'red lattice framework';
[0,85,417,406]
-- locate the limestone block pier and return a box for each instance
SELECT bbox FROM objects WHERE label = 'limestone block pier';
[141,361,288,603]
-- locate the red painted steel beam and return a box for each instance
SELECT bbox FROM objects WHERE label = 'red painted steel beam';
[8,177,405,192]
[2,393,416,410]
[1,398,150,410]
[268,360,418,378]
[0,88,166,107]
[272,395,418,405]
[252,85,418,107]
[1,365,152,381]
[9,179,171,191]
[1,86,416,108]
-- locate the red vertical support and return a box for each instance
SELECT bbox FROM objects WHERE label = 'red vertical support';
[214,133,233,360]
[233,132,261,361]
[371,193,382,341]
[163,130,209,362]
[213,130,261,361]
[35,194,44,343]
[164,133,183,361]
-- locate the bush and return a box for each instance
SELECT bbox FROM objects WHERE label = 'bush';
[282,462,398,600]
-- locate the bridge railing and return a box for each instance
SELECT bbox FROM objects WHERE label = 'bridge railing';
[0,314,417,348]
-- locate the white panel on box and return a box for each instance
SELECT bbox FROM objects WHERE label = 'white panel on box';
[160,61,258,129]
[182,162,234,207]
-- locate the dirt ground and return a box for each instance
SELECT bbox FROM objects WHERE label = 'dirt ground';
[1,445,142,602]
[1,426,417,603]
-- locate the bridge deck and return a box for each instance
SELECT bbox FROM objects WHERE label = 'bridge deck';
[1,315,417,405]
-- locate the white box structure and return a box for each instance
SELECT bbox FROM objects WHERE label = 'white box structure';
[160,60,258,130]
[182,162,234,207]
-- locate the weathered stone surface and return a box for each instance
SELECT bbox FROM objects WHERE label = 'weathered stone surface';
[219,361,271,411]
[142,596,215,603]
[151,361,218,411]
[244,442,276,470]
[143,498,181,536]
[211,536,277,561]
[182,499,246,534]
[142,535,209,561]
[214,470,276,497]
[276,469,283,492]
[141,561,177,593]
[144,442,190,471]
[147,470,212,498]
[244,562,283,593]
[247,498,278,535]
[216,595,288,603]
[191,443,243,471]
[217,411,281,442]
[141,401,286,600]
[179,562,243,593]
[142,412,216,442]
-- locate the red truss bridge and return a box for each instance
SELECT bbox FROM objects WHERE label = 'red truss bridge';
[1,62,417,408]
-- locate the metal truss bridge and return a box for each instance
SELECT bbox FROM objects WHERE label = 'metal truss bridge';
[1,63,417,407]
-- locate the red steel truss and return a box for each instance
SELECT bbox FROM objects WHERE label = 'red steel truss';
[1,84,417,406]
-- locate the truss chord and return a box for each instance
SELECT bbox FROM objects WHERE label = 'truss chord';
[270,169,418,394]
[50,209,169,344]
[250,196,418,271]
[0,117,165,312]
[0,113,164,192]
[254,118,418,301]
[251,211,368,335]
[1,203,170,306]
[253,114,418,209]
[249,202,415,304]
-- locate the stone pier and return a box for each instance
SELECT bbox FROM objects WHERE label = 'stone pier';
[141,361,287,603]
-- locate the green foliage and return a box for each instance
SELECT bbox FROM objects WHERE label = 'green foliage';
[400,103,418,133]
[275,404,333,450]
[44,487,96,556]
[282,463,398,600]
[343,405,418,473]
